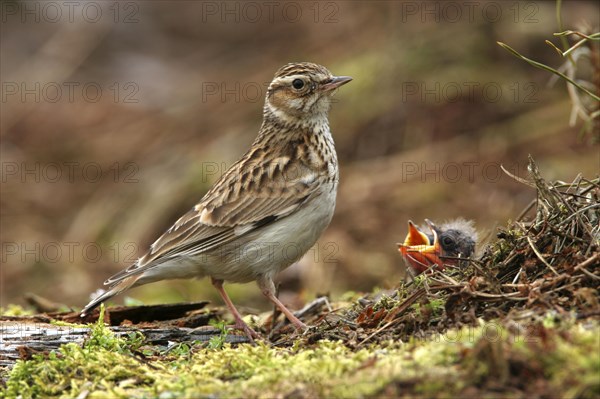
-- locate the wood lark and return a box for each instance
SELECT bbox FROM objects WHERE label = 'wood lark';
[81,62,352,339]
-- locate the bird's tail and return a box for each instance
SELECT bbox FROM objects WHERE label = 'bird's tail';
[80,275,139,317]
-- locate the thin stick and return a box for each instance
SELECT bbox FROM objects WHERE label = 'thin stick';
[526,236,560,276]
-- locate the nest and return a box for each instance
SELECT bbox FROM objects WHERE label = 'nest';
[274,156,599,347]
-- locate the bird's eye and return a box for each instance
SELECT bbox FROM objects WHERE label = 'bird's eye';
[292,79,305,90]
[442,236,455,248]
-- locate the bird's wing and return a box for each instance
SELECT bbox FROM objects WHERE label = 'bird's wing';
[104,154,320,285]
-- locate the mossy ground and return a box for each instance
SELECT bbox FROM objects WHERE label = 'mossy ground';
[2,305,599,399]
[2,170,598,398]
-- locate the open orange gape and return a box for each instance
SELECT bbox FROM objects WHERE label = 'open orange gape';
[397,219,477,276]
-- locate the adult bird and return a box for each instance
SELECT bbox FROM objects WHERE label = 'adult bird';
[81,62,352,339]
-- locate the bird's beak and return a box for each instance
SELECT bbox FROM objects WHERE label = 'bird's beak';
[403,220,430,246]
[321,76,352,92]
[397,220,443,274]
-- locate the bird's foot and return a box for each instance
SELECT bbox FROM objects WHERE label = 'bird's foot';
[290,318,308,331]
[230,320,260,341]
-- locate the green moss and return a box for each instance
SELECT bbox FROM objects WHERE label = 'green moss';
[517,324,600,398]
[338,290,361,302]
[459,321,600,398]
[3,306,150,399]
[372,293,399,311]
[2,313,598,398]
[411,298,446,319]
[0,304,34,316]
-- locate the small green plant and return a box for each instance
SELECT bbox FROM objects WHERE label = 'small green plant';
[412,274,427,288]
[0,304,33,316]
[165,342,192,356]
[373,293,399,311]
[85,304,127,352]
[207,319,228,350]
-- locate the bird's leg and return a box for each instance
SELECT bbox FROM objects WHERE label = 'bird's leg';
[258,277,308,330]
[211,278,259,340]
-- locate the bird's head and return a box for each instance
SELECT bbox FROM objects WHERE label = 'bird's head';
[398,219,477,275]
[264,62,352,125]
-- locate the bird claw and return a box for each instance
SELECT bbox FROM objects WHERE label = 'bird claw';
[291,320,309,331]
[230,322,260,341]
[298,324,314,337]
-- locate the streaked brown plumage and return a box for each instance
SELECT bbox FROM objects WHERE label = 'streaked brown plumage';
[81,62,351,339]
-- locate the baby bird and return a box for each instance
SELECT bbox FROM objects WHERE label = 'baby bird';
[398,219,477,276]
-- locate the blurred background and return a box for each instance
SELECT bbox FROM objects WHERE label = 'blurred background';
[2,1,598,313]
